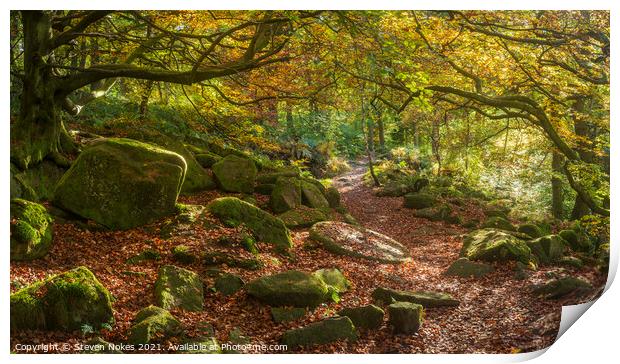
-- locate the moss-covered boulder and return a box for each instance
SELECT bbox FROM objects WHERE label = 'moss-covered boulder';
[207,197,292,252]
[338,304,384,330]
[154,265,204,311]
[10,266,114,331]
[245,270,329,308]
[482,216,516,231]
[325,186,341,208]
[212,155,257,193]
[128,305,182,345]
[11,161,67,201]
[527,235,567,265]
[53,138,186,230]
[313,268,350,294]
[372,287,459,307]
[194,152,222,168]
[301,180,329,208]
[559,229,593,253]
[255,183,275,195]
[413,203,460,224]
[484,199,512,218]
[271,307,307,323]
[309,221,410,264]
[387,302,423,334]
[531,277,593,299]
[460,229,531,265]
[10,199,53,261]
[281,317,357,349]
[517,224,544,238]
[214,273,245,296]
[171,245,197,264]
[270,177,302,213]
[278,206,327,228]
[444,258,493,278]
[403,193,436,209]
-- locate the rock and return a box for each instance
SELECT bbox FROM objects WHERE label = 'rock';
[527,235,567,265]
[281,317,357,349]
[245,270,329,308]
[10,266,114,331]
[301,180,329,208]
[194,152,222,168]
[214,273,245,296]
[313,268,350,294]
[128,305,182,345]
[10,199,53,261]
[11,163,37,201]
[207,197,292,252]
[460,229,531,265]
[11,161,66,201]
[53,138,186,230]
[445,258,493,278]
[255,183,275,195]
[531,277,593,299]
[560,256,584,269]
[325,186,341,208]
[278,206,327,228]
[484,199,512,218]
[171,245,197,264]
[375,181,409,197]
[271,307,307,323]
[126,249,161,264]
[270,177,302,213]
[372,287,459,307]
[387,302,423,334]
[518,224,543,238]
[338,305,384,330]
[559,229,593,253]
[482,216,516,231]
[256,171,299,184]
[413,203,460,224]
[124,128,216,193]
[309,221,410,264]
[212,155,257,193]
[203,251,263,271]
[403,193,436,209]
[154,265,204,311]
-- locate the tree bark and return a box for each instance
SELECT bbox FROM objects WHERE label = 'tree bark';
[551,150,564,219]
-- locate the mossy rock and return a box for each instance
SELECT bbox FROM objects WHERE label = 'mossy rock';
[256,171,299,184]
[313,268,350,294]
[11,163,37,201]
[517,224,543,238]
[527,235,567,265]
[171,245,197,264]
[310,221,410,264]
[207,197,292,252]
[444,257,493,278]
[154,265,204,311]
[10,199,53,261]
[271,307,307,323]
[128,305,182,345]
[372,287,459,307]
[124,128,216,193]
[531,277,593,299]
[53,138,186,230]
[387,302,423,334]
[413,203,458,224]
[460,229,531,265]
[194,152,222,168]
[10,266,114,331]
[482,216,516,231]
[403,193,436,209]
[214,273,245,296]
[376,181,409,197]
[270,177,302,213]
[484,199,512,218]
[126,249,161,264]
[560,256,584,269]
[325,186,341,208]
[281,317,357,349]
[203,251,263,271]
[278,206,328,228]
[11,161,67,201]
[338,304,384,330]
[245,270,329,308]
[255,183,275,195]
[559,229,593,253]
[212,155,257,193]
[301,180,329,208]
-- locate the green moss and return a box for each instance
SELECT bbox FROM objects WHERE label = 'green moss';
[313,268,350,294]
[526,235,567,265]
[482,216,516,231]
[338,305,384,330]
[300,180,329,208]
[271,307,307,323]
[172,245,196,264]
[154,265,204,311]
[129,305,182,345]
[246,270,329,308]
[10,199,53,261]
[10,266,114,331]
[278,206,327,228]
[372,287,459,307]
[126,249,161,264]
[461,229,531,264]
[212,155,257,193]
[444,258,493,278]
[532,277,593,299]
[207,197,292,252]
[214,274,245,296]
[270,177,302,213]
[387,302,424,334]
[281,317,357,349]
[403,193,436,209]
[325,186,341,208]
[517,224,543,238]
[194,152,222,168]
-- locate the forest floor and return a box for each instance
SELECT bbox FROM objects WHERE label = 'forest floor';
[10,162,606,354]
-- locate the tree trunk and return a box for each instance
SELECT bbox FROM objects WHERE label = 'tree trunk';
[139,80,154,120]
[431,115,441,175]
[367,119,375,152]
[551,150,564,219]
[570,96,596,219]
[377,114,385,153]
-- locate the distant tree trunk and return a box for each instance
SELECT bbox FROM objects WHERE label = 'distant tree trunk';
[367,119,375,152]
[431,115,441,175]
[377,114,385,153]
[570,96,596,219]
[285,103,295,137]
[551,150,564,219]
[138,80,154,120]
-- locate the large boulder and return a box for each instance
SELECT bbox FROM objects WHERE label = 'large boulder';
[10,199,53,261]
[309,221,410,264]
[403,193,436,209]
[387,302,423,334]
[281,317,357,349]
[527,235,567,265]
[338,305,384,330]
[482,216,516,231]
[53,138,186,230]
[301,180,329,208]
[372,287,459,307]
[194,152,222,168]
[531,277,593,299]
[270,177,302,213]
[154,265,204,311]
[460,229,531,265]
[517,224,544,239]
[444,258,493,278]
[10,266,114,331]
[128,305,182,345]
[325,186,341,208]
[278,206,327,228]
[212,155,257,193]
[214,273,245,296]
[207,197,292,252]
[245,270,330,308]
[559,229,593,253]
